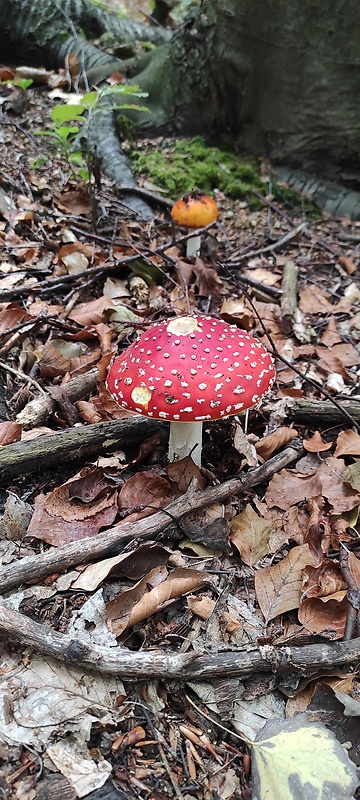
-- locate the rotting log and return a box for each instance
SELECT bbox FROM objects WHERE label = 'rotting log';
[0,416,164,481]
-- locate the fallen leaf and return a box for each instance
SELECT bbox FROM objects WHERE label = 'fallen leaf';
[255,427,298,460]
[303,431,332,453]
[72,544,171,591]
[319,316,342,346]
[107,566,210,635]
[298,595,348,637]
[301,560,348,598]
[299,286,333,314]
[230,504,272,566]
[187,595,216,619]
[192,257,222,296]
[0,421,22,446]
[251,714,359,800]
[266,457,360,514]
[348,551,360,590]
[119,471,173,518]
[254,544,315,622]
[338,255,357,275]
[334,429,360,457]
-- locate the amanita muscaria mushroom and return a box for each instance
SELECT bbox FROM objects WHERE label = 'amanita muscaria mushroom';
[106,315,275,467]
[171,193,218,258]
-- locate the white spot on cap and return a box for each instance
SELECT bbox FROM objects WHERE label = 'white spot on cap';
[164,380,172,387]
[233,386,245,395]
[199,382,207,390]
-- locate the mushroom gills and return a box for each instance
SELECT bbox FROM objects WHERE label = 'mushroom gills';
[168,420,203,466]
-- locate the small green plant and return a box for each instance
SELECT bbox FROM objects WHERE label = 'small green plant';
[1,78,33,90]
[35,84,148,182]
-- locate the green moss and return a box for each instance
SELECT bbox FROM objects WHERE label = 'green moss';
[130,136,266,199]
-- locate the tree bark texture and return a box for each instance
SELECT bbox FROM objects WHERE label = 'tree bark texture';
[124,0,360,177]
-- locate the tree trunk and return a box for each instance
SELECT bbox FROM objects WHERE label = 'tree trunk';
[3,0,360,191]
[126,0,360,179]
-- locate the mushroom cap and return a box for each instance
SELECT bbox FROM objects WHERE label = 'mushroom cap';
[106,315,275,423]
[171,194,218,229]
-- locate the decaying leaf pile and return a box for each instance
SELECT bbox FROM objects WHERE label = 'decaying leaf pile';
[0,38,360,800]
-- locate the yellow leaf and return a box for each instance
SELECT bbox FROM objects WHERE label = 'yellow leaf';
[251,714,359,800]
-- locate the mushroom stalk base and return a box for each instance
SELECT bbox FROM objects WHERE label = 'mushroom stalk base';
[168,421,202,466]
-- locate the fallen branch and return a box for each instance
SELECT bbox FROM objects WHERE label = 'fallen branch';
[0,602,358,680]
[0,443,303,593]
[15,367,100,428]
[285,398,360,425]
[0,416,164,481]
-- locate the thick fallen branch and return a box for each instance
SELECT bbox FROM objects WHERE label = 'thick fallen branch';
[0,443,302,593]
[0,416,164,481]
[0,602,358,680]
[285,398,360,425]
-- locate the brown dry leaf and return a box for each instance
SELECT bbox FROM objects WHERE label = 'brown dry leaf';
[298,286,333,314]
[348,551,360,589]
[255,427,298,460]
[55,190,91,216]
[298,595,348,637]
[187,594,215,620]
[319,317,342,347]
[230,504,272,566]
[72,543,171,591]
[26,491,118,546]
[68,466,118,503]
[170,284,196,314]
[223,611,242,634]
[302,560,348,598]
[266,457,360,514]
[167,456,204,493]
[338,255,357,275]
[76,400,102,423]
[303,431,332,453]
[334,430,360,457]
[220,297,253,330]
[107,566,210,635]
[69,296,114,326]
[254,544,315,622]
[306,497,331,563]
[119,471,173,517]
[0,302,32,333]
[0,421,22,446]
[192,257,222,297]
[244,267,280,286]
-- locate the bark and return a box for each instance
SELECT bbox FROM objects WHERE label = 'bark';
[0,602,359,680]
[0,416,164,481]
[285,399,360,426]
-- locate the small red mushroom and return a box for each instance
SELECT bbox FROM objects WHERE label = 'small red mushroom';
[106,315,275,466]
[171,193,218,257]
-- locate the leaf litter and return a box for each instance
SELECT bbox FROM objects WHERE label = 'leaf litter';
[0,31,359,800]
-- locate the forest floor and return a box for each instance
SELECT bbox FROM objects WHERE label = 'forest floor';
[0,17,360,800]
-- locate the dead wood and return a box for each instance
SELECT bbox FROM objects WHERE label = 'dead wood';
[0,443,303,593]
[280,259,299,335]
[0,602,358,680]
[15,367,100,428]
[0,416,164,481]
[285,398,360,425]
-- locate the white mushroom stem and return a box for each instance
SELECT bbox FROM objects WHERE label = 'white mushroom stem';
[186,234,201,258]
[168,421,202,466]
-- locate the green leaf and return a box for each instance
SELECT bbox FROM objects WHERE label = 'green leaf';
[251,715,359,800]
[50,105,85,124]
[104,304,143,334]
[129,258,163,285]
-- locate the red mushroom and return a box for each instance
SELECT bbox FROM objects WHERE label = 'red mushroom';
[171,193,218,258]
[106,315,275,466]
